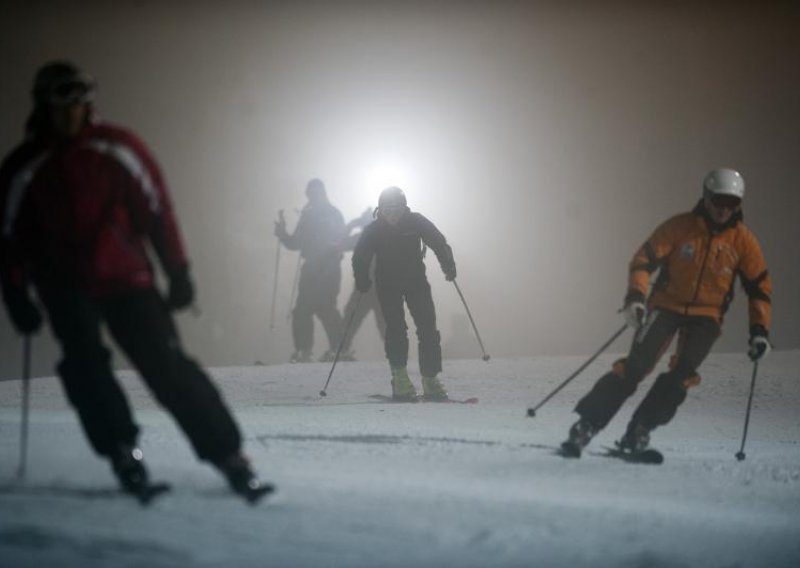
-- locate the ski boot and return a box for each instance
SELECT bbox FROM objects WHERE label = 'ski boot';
[560,419,597,458]
[421,375,449,402]
[290,350,312,363]
[616,422,650,455]
[110,445,149,493]
[615,423,663,463]
[109,444,170,504]
[217,452,275,504]
[390,367,417,402]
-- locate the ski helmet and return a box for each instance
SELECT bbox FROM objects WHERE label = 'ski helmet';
[378,186,407,209]
[703,168,745,200]
[31,61,95,107]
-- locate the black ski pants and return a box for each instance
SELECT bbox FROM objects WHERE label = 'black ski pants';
[42,287,242,464]
[292,258,343,353]
[376,278,442,378]
[575,309,720,432]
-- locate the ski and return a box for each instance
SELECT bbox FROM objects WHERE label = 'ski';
[425,396,479,405]
[603,446,664,465]
[368,394,418,403]
[128,481,172,506]
[368,394,478,404]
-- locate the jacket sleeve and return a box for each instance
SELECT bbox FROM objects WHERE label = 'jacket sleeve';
[117,130,189,278]
[417,214,456,275]
[278,211,306,251]
[737,229,772,336]
[627,217,678,303]
[0,143,39,302]
[352,225,376,285]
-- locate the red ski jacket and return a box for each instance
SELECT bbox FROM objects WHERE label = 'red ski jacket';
[0,120,188,298]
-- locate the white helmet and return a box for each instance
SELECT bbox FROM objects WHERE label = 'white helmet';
[703,168,745,200]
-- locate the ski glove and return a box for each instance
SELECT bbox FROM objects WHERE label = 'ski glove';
[3,288,43,335]
[443,265,457,282]
[748,334,771,361]
[167,266,195,311]
[355,277,372,293]
[623,301,646,329]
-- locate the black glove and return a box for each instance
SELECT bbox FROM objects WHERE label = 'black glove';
[167,266,195,311]
[443,265,457,282]
[355,278,372,293]
[4,289,43,335]
[748,327,771,361]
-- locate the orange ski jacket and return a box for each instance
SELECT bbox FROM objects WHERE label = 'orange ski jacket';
[627,201,771,335]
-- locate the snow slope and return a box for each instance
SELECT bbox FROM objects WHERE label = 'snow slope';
[1,350,798,567]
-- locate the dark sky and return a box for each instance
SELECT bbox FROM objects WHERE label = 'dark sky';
[1,0,798,379]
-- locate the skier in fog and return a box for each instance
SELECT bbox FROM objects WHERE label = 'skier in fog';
[0,61,271,502]
[274,179,346,363]
[352,187,456,401]
[338,207,386,362]
[561,168,772,458]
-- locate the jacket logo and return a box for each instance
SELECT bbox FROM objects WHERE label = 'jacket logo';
[679,243,695,259]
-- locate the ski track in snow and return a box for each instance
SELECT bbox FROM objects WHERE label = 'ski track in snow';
[0,351,798,567]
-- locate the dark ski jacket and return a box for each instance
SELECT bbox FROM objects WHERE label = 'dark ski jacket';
[352,210,455,290]
[277,201,346,265]
[0,120,188,299]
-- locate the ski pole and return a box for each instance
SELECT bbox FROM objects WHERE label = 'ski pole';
[735,360,760,461]
[286,255,301,321]
[527,323,628,418]
[319,293,363,397]
[269,237,281,330]
[17,335,32,480]
[452,280,490,362]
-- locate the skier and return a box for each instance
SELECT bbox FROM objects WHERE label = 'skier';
[561,168,772,459]
[352,187,456,401]
[274,179,346,363]
[0,61,271,502]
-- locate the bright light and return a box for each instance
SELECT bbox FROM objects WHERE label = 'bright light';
[359,156,414,206]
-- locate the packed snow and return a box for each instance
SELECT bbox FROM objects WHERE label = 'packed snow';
[1,348,798,567]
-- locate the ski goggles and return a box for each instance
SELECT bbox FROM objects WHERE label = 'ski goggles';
[709,194,741,209]
[47,80,95,107]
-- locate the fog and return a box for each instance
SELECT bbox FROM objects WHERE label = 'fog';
[1,0,798,380]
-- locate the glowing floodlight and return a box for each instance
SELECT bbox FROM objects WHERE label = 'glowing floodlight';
[362,157,412,202]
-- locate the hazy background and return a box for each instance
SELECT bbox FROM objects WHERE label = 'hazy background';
[1,0,798,380]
